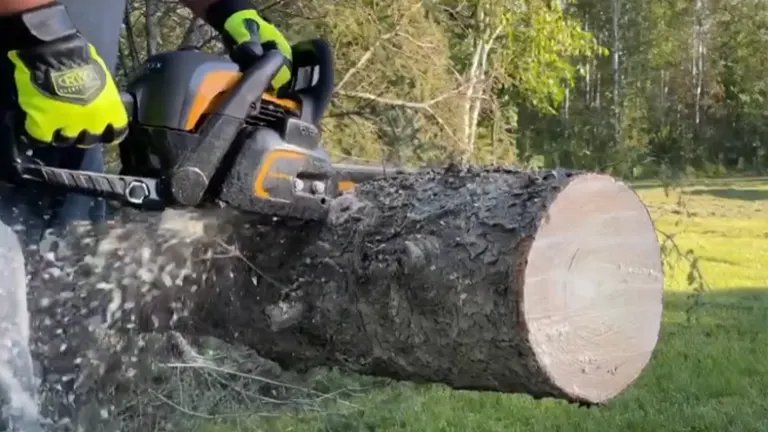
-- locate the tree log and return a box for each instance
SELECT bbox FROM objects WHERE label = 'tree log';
[25,167,663,421]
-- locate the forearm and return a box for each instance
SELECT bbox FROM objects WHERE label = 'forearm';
[0,0,55,14]
[179,0,218,19]
[181,0,257,29]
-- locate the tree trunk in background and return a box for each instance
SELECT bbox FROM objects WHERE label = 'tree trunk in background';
[144,0,158,56]
[24,168,663,421]
[612,0,622,151]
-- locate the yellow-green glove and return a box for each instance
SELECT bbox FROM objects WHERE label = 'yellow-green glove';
[3,2,128,148]
[205,0,293,92]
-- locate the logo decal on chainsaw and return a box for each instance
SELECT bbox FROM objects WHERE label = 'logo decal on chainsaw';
[50,64,105,102]
[253,150,305,199]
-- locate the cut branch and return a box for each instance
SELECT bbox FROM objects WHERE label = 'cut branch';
[337,90,461,144]
[334,1,423,92]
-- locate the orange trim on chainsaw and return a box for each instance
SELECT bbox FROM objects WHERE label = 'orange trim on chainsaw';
[185,71,302,131]
[185,70,240,130]
[262,93,300,112]
[338,181,356,193]
[253,150,306,198]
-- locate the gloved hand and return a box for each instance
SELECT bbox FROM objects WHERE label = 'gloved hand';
[205,0,293,92]
[1,2,128,148]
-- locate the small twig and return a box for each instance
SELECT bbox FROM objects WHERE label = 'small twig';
[167,331,213,367]
[149,389,282,419]
[162,362,360,408]
[210,239,291,292]
[149,389,217,419]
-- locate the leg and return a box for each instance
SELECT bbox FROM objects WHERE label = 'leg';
[0,201,43,431]
[0,222,40,431]
[62,0,126,72]
[46,146,109,227]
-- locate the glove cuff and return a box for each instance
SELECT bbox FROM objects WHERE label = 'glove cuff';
[204,0,258,35]
[0,1,78,52]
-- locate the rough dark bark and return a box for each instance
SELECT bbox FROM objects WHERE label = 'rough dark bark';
[24,167,663,428]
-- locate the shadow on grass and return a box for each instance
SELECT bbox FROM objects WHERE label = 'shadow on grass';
[685,188,768,201]
[630,176,768,190]
[664,287,768,326]
[199,288,768,432]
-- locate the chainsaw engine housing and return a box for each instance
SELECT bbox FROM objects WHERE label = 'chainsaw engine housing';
[119,39,337,220]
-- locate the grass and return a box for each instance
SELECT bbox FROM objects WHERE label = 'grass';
[197,178,768,432]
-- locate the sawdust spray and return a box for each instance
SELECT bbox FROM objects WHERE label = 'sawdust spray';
[0,222,43,431]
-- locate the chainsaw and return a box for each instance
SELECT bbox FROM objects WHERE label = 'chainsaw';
[10,38,413,221]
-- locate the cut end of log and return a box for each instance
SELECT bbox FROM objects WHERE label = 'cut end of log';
[523,174,663,404]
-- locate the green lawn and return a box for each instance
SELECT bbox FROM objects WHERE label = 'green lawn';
[203,178,768,432]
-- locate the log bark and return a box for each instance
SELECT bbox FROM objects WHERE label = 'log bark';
[24,167,663,421]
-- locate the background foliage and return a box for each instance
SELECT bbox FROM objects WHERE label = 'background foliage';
[120,0,768,177]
